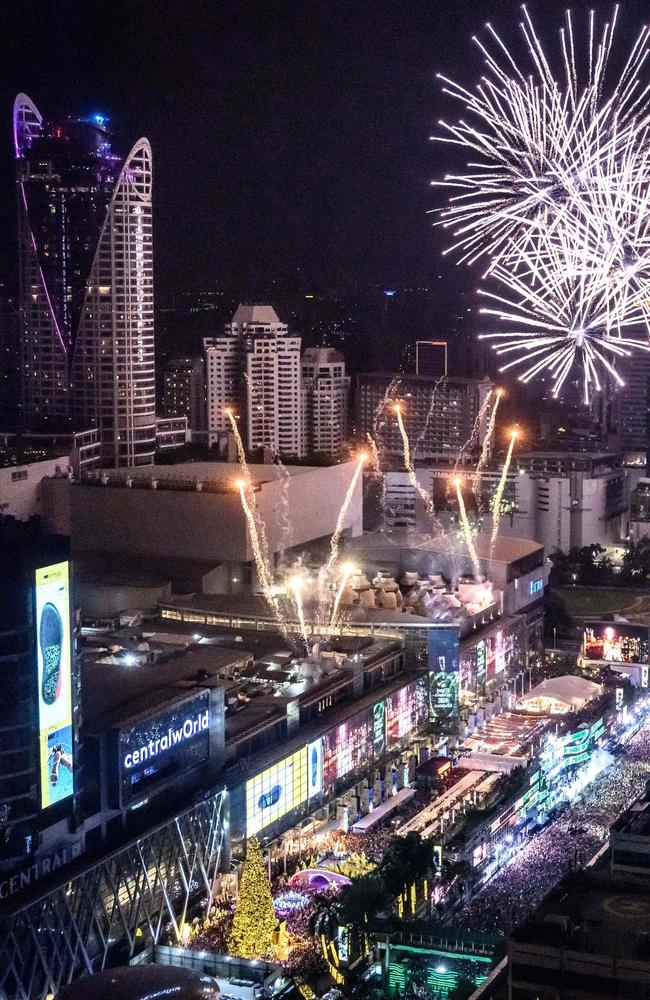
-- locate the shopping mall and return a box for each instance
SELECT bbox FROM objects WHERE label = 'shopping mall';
[0,526,548,999]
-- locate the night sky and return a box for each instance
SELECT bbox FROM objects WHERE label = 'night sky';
[0,0,645,302]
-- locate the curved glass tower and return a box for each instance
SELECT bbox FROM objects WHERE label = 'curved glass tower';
[14,94,156,467]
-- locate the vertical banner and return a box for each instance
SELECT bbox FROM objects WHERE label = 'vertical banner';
[372,700,386,756]
[307,738,323,797]
[428,626,460,724]
[35,562,73,808]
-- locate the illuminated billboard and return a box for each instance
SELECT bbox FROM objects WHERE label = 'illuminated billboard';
[246,748,308,836]
[373,700,386,755]
[35,561,73,809]
[461,619,526,695]
[386,679,428,746]
[584,623,650,665]
[323,708,374,787]
[119,692,210,804]
[307,738,323,797]
[428,627,460,722]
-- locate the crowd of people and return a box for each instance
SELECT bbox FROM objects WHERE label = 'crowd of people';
[457,720,650,935]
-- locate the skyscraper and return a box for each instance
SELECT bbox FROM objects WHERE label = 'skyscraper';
[163,356,206,438]
[301,347,348,457]
[205,304,305,458]
[14,94,156,467]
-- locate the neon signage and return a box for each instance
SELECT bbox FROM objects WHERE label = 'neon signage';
[123,709,209,769]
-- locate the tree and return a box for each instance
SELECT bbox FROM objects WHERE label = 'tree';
[380,832,433,898]
[549,544,612,586]
[621,536,650,584]
[228,837,276,960]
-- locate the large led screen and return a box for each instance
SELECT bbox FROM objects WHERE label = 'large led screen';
[119,692,210,803]
[307,738,323,797]
[246,748,308,836]
[322,708,374,788]
[386,679,428,746]
[35,561,73,809]
[428,626,460,722]
[584,623,650,665]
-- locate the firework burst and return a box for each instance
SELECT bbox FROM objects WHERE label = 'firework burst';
[478,239,650,401]
[431,7,650,274]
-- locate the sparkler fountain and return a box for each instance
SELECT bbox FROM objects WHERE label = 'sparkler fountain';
[289,575,310,650]
[394,402,436,523]
[328,561,357,631]
[472,389,502,502]
[454,477,482,582]
[490,430,518,557]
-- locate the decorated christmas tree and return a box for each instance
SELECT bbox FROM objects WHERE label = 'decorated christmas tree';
[228,836,277,960]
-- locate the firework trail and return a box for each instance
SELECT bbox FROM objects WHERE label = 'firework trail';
[472,391,501,502]
[394,402,437,525]
[273,456,293,559]
[366,432,388,532]
[373,378,401,438]
[455,478,482,581]
[455,387,493,476]
[318,455,367,625]
[366,432,381,473]
[227,408,293,636]
[490,430,518,557]
[289,576,310,649]
[328,561,356,631]
[412,375,446,462]
[226,407,249,477]
[236,480,284,629]
[326,454,367,573]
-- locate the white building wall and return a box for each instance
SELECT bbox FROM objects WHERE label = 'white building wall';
[301,349,348,458]
[204,335,240,444]
[0,457,70,521]
[72,139,156,468]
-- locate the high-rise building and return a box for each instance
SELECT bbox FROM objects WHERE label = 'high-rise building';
[355,372,493,465]
[205,304,305,458]
[301,347,348,457]
[416,340,448,377]
[162,356,206,437]
[14,94,156,467]
[609,354,650,461]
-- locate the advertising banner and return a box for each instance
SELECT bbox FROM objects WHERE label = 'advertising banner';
[307,738,323,797]
[246,748,308,836]
[372,699,386,755]
[322,708,374,787]
[386,678,428,746]
[35,562,73,809]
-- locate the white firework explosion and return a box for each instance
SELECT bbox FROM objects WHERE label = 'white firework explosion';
[431,6,650,273]
[478,238,650,403]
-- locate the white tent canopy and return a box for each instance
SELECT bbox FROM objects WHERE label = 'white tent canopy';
[517,675,602,714]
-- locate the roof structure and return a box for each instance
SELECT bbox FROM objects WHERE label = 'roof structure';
[519,675,602,711]
[231,303,280,325]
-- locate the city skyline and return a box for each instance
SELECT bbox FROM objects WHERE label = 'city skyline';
[3,5,650,999]
[10,1,640,313]
[14,93,156,466]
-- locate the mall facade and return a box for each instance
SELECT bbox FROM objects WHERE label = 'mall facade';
[0,526,546,999]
